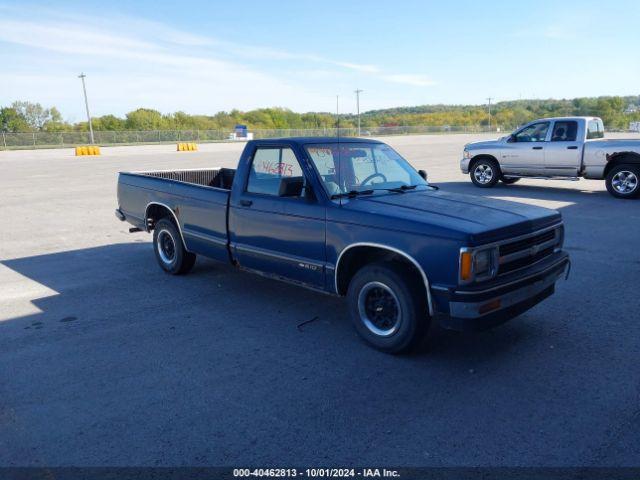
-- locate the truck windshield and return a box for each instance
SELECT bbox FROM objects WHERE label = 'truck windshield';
[305,143,428,198]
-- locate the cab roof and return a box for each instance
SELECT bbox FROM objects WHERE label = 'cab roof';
[248,137,384,146]
[531,116,601,122]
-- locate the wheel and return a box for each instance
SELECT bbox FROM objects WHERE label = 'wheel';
[153,218,196,274]
[347,262,429,353]
[501,177,520,185]
[470,158,500,188]
[605,164,640,199]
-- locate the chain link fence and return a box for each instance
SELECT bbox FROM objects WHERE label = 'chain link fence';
[0,124,506,150]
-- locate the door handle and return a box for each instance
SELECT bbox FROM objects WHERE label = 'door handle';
[532,146,543,150]
[240,199,253,207]
[567,146,578,150]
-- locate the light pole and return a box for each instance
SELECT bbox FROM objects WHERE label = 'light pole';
[354,89,363,135]
[78,73,95,144]
[486,97,493,132]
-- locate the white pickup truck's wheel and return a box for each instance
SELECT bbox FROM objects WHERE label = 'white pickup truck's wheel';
[606,165,640,199]
[153,218,196,274]
[347,262,429,353]
[470,159,500,188]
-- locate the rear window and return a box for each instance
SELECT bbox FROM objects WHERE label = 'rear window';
[587,119,604,139]
[246,147,305,196]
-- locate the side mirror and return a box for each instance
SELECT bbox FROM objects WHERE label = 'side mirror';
[418,170,428,181]
[507,134,516,143]
[304,184,316,201]
[278,177,305,197]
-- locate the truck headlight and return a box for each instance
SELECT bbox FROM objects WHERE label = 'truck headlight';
[460,247,498,284]
[463,149,471,159]
[474,249,493,276]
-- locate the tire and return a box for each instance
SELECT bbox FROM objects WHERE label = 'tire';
[347,262,429,354]
[605,164,640,199]
[470,158,500,188]
[153,218,196,274]
[501,177,520,185]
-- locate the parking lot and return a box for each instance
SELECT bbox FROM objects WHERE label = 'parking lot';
[1,133,639,466]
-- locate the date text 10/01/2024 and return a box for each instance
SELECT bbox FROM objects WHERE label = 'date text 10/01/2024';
[233,468,401,477]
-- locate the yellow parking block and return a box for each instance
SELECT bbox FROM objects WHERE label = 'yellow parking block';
[75,146,100,156]
[177,142,198,152]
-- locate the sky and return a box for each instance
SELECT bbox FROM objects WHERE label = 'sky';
[1,0,639,121]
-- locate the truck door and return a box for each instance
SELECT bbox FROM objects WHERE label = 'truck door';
[228,145,326,288]
[543,120,581,176]
[500,121,550,175]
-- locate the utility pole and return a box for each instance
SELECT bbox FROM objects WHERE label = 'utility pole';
[78,73,95,144]
[486,97,493,132]
[354,89,363,136]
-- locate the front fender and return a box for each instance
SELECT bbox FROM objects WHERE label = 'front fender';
[460,157,471,174]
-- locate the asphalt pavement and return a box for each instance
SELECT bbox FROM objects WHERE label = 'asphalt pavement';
[1,133,639,466]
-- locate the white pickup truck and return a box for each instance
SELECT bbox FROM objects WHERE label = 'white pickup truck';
[460,116,640,198]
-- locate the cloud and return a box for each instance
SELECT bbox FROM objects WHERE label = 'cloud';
[334,62,380,74]
[0,20,156,55]
[514,24,578,41]
[511,11,595,42]
[382,74,436,87]
[0,18,312,115]
[0,9,434,117]
[542,25,577,40]
[0,12,382,76]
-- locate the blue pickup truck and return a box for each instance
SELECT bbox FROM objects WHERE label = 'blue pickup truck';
[116,137,569,353]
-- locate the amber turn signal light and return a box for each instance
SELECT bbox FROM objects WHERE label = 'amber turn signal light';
[460,251,473,281]
[478,299,502,315]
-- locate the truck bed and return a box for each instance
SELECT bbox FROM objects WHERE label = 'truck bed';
[582,139,640,178]
[135,167,236,190]
[117,167,235,263]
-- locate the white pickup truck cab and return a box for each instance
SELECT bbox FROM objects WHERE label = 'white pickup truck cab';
[460,117,640,198]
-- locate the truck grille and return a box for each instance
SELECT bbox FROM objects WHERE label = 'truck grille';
[498,225,563,275]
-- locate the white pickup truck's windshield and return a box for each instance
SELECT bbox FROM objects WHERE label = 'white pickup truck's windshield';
[305,143,428,197]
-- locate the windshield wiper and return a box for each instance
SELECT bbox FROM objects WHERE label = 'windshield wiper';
[330,189,375,200]
[389,184,442,192]
[397,184,418,191]
[373,184,419,193]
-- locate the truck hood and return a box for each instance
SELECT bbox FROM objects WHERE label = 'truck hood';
[346,189,561,244]
[465,138,504,150]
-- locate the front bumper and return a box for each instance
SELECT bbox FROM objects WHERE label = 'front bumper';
[460,157,471,174]
[432,253,569,332]
[115,208,126,221]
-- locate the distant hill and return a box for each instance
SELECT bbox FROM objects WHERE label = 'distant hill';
[2,95,639,133]
[354,96,640,130]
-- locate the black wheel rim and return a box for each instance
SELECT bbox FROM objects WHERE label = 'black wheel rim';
[357,281,401,337]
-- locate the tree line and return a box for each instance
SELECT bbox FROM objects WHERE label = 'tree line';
[1,96,639,134]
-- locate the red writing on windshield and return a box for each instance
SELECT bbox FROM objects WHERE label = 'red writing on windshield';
[261,161,295,176]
